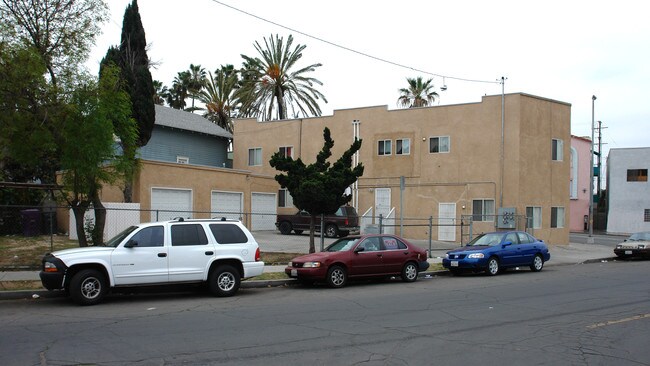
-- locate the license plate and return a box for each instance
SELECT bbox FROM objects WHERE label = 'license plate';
[625,250,632,255]
[291,269,297,277]
[451,261,459,267]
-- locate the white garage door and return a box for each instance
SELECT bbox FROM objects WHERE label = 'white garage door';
[211,191,243,221]
[251,192,277,231]
[151,188,192,222]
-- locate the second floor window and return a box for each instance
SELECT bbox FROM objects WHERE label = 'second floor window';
[552,139,563,161]
[429,136,450,153]
[248,148,262,166]
[526,206,542,229]
[278,146,293,158]
[396,138,410,155]
[378,140,391,156]
[627,169,648,182]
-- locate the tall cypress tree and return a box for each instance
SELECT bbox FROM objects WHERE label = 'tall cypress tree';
[119,0,155,147]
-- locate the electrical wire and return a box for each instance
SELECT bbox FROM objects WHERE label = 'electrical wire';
[209,0,500,85]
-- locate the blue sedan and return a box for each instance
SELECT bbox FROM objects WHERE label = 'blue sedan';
[442,231,550,276]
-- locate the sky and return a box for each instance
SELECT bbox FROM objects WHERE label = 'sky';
[86,0,649,161]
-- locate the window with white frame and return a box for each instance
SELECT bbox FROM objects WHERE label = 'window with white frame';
[278,146,293,158]
[472,199,495,222]
[248,148,262,166]
[552,139,563,161]
[429,136,450,153]
[551,207,565,228]
[378,140,392,156]
[278,189,293,208]
[396,138,410,155]
[176,156,189,164]
[526,206,542,229]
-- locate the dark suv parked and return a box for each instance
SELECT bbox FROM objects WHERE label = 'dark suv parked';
[276,205,360,238]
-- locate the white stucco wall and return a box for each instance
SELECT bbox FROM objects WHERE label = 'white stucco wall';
[607,148,650,234]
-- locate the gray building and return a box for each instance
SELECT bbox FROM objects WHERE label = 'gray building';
[139,105,232,168]
[606,147,650,234]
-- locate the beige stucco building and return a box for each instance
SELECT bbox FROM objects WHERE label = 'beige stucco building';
[233,93,571,245]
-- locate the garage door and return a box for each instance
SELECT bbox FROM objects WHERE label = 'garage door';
[151,188,192,222]
[251,192,276,231]
[211,191,243,221]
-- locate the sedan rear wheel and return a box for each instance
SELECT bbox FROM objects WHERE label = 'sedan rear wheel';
[530,254,544,272]
[326,265,347,288]
[401,262,418,282]
[486,257,500,276]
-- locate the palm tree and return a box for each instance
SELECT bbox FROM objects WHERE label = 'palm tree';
[236,34,327,121]
[397,77,439,108]
[152,80,167,105]
[187,64,206,112]
[198,66,240,133]
[166,71,190,109]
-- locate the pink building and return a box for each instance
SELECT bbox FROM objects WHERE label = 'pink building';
[570,136,592,232]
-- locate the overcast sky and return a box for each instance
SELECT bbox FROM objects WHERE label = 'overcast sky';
[87,0,649,159]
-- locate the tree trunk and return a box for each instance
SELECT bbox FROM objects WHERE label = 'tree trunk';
[71,202,89,247]
[123,180,133,203]
[308,215,316,253]
[91,193,107,246]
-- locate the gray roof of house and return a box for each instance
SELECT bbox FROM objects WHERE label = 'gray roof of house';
[155,104,232,139]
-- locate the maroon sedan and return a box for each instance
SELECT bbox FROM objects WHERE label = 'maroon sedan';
[285,234,430,288]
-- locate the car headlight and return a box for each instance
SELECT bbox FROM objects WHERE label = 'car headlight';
[639,244,646,249]
[288,261,293,267]
[468,253,485,259]
[302,262,321,268]
[43,261,59,272]
[616,244,622,249]
[445,253,449,259]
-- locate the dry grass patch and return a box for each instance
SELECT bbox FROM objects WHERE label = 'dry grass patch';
[0,235,79,269]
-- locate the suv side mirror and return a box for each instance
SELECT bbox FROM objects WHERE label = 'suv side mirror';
[124,239,138,248]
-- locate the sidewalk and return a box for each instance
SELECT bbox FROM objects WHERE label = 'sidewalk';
[0,239,618,300]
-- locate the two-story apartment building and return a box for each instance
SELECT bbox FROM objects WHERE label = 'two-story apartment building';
[233,93,571,245]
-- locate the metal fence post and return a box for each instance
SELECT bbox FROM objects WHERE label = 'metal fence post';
[320,213,324,252]
[428,216,433,258]
[379,214,383,234]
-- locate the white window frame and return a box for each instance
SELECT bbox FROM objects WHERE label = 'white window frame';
[248,147,262,166]
[378,139,392,156]
[176,156,189,164]
[396,138,410,155]
[570,147,578,199]
[552,139,563,161]
[278,146,293,159]
[472,199,495,222]
[551,206,565,228]
[278,188,293,208]
[429,136,450,154]
[526,206,542,229]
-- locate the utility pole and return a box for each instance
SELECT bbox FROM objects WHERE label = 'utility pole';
[596,120,607,197]
[588,96,596,243]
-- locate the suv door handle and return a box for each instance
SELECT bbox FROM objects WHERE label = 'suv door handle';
[158,253,167,257]
[205,251,214,255]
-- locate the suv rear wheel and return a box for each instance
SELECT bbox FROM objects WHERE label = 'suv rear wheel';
[324,224,339,238]
[208,265,241,297]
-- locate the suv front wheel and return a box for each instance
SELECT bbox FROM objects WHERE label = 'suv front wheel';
[324,224,339,238]
[208,265,241,297]
[70,269,107,306]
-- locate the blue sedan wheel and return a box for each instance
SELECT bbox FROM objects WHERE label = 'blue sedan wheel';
[530,254,544,272]
[486,257,500,276]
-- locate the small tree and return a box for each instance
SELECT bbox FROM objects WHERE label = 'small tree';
[270,127,363,253]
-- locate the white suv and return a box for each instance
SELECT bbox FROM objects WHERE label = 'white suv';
[40,218,265,305]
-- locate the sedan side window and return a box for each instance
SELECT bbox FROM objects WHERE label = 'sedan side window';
[517,232,532,244]
[504,233,519,245]
[129,226,164,247]
[359,237,380,251]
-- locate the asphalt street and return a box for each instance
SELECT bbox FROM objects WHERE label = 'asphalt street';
[1,259,648,365]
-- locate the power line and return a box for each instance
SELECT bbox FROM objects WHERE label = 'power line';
[209,0,500,85]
